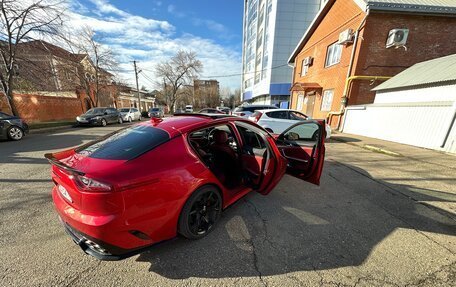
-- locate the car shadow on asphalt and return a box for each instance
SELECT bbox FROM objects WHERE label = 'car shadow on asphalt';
[0,133,102,165]
[135,161,456,279]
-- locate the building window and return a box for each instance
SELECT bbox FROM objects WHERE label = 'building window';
[325,42,342,67]
[296,93,304,111]
[301,60,308,76]
[321,90,334,111]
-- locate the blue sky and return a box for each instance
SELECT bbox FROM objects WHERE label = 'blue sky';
[68,0,244,90]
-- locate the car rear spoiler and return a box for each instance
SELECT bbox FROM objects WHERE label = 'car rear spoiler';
[44,153,86,176]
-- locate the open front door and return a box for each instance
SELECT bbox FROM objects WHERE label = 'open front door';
[275,120,326,185]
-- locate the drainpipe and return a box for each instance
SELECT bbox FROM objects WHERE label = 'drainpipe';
[327,10,370,130]
[328,75,391,129]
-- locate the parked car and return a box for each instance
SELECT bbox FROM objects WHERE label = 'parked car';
[249,108,332,138]
[45,114,326,260]
[175,108,185,114]
[0,112,29,141]
[118,107,142,122]
[185,105,193,113]
[198,108,225,114]
[232,104,277,118]
[216,107,231,114]
[148,107,164,118]
[76,107,122,126]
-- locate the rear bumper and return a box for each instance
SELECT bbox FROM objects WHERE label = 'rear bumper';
[61,219,127,261]
[52,187,157,260]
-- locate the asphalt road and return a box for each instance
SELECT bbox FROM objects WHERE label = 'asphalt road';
[0,124,455,287]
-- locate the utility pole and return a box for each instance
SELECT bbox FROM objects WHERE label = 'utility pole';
[133,60,142,111]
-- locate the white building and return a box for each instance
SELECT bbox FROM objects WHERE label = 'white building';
[342,54,456,154]
[241,0,324,106]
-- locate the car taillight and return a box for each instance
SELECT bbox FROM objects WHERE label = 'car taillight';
[253,112,262,123]
[74,175,112,192]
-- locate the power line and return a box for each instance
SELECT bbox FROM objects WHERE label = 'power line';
[202,63,289,78]
[139,63,289,79]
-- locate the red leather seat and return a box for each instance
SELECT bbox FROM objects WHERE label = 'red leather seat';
[209,130,240,187]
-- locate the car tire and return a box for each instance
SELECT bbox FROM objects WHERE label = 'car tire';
[138,116,142,121]
[128,117,132,123]
[101,119,107,127]
[118,117,123,124]
[178,185,222,240]
[7,126,24,141]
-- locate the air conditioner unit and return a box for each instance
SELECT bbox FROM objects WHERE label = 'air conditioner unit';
[303,56,313,66]
[386,29,409,48]
[338,29,353,45]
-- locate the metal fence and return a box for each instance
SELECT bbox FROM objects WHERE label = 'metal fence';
[341,101,456,154]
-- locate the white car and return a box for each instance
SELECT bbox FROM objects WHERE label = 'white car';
[185,105,193,113]
[232,105,277,118]
[249,109,332,139]
[118,107,142,122]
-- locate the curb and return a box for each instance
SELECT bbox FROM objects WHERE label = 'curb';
[29,125,76,134]
[330,136,402,157]
[363,144,402,157]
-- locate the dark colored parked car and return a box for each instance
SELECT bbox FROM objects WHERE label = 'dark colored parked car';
[76,107,122,127]
[0,112,29,141]
[198,108,225,114]
[232,105,278,118]
[45,114,326,260]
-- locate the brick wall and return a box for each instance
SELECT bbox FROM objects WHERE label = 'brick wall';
[290,0,456,127]
[291,0,364,125]
[351,12,456,104]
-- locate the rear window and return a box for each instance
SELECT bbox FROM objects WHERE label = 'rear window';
[77,125,170,160]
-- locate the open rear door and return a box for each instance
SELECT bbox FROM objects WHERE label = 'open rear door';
[235,121,287,195]
[275,120,326,185]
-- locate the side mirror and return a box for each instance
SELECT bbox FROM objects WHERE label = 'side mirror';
[104,112,108,115]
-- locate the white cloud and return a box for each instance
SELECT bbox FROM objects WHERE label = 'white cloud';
[167,4,187,18]
[64,0,241,90]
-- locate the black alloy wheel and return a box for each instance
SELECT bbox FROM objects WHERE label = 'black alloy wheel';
[178,186,222,239]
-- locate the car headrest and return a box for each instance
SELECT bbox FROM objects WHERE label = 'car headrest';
[213,130,228,144]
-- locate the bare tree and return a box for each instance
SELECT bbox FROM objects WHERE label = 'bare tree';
[0,0,65,115]
[67,26,117,107]
[155,50,202,112]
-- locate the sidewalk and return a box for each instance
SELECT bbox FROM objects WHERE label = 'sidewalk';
[331,132,456,169]
[29,121,76,134]
[327,132,456,219]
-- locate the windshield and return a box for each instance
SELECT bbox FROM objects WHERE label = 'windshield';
[85,108,105,115]
[150,108,159,111]
[77,125,170,160]
[119,108,130,112]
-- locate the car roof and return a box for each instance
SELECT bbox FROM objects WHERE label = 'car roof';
[255,108,302,113]
[139,114,252,136]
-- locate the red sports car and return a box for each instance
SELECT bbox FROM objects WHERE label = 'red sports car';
[45,114,326,260]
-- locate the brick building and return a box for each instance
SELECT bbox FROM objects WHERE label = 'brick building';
[0,40,118,123]
[193,79,220,108]
[287,0,456,128]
